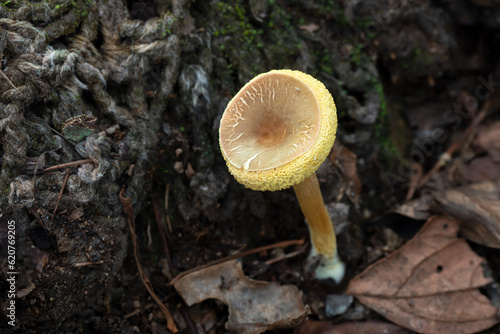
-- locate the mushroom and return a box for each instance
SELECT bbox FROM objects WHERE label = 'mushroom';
[219,69,345,283]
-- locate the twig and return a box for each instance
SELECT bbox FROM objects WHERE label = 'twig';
[264,249,305,266]
[0,31,19,94]
[49,127,76,146]
[407,102,490,199]
[124,309,141,319]
[404,164,423,202]
[124,303,154,319]
[152,196,172,268]
[0,69,20,93]
[416,143,457,189]
[74,261,104,267]
[51,169,70,220]
[169,239,305,286]
[119,189,178,333]
[43,158,93,172]
[165,184,173,233]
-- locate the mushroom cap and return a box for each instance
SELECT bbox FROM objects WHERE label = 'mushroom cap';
[219,69,337,191]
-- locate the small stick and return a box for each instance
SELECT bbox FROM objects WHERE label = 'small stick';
[169,239,305,286]
[153,197,172,267]
[0,69,20,93]
[408,102,489,198]
[74,261,104,267]
[124,303,154,319]
[404,164,422,202]
[264,249,305,266]
[120,189,179,333]
[43,158,93,173]
[51,169,70,220]
[416,143,457,189]
[165,184,173,233]
[124,309,141,319]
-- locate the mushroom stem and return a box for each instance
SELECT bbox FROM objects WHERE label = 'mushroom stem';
[293,173,345,283]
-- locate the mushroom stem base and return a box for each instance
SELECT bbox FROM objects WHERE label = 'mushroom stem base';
[313,253,346,283]
[293,173,345,283]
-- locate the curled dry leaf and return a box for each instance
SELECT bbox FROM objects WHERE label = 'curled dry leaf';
[347,216,499,334]
[433,179,500,249]
[174,260,308,334]
[396,179,500,249]
[396,194,433,221]
[294,319,408,334]
[463,156,500,183]
[475,121,500,162]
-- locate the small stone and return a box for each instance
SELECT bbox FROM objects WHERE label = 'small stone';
[325,293,353,317]
[343,300,371,320]
[163,123,172,136]
[105,124,120,135]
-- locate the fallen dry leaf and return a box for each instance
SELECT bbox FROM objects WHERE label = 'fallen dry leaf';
[396,179,500,249]
[69,206,84,221]
[396,194,433,221]
[294,319,408,334]
[433,179,500,249]
[475,121,500,162]
[174,260,308,334]
[347,216,498,334]
[329,142,362,203]
[463,156,500,183]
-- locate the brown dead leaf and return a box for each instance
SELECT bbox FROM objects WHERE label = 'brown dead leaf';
[396,179,500,249]
[396,193,433,221]
[174,260,308,334]
[294,320,408,334]
[433,179,500,249]
[463,156,500,183]
[329,142,362,203]
[475,121,500,162]
[347,216,498,334]
[69,207,84,221]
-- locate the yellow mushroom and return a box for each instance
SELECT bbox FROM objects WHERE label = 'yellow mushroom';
[219,69,345,283]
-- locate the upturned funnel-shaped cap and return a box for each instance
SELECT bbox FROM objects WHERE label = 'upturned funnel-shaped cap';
[219,70,337,191]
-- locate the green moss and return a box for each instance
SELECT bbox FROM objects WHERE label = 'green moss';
[215,2,262,46]
[350,46,362,67]
[374,81,412,172]
[317,51,333,75]
[210,0,302,80]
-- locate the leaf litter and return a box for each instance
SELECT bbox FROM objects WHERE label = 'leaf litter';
[464,121,500,182]
[474,121,500,162]
[397,179,500,249]
[294,319,408,334]
[347,216,499,333]
[174,260,309,334]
